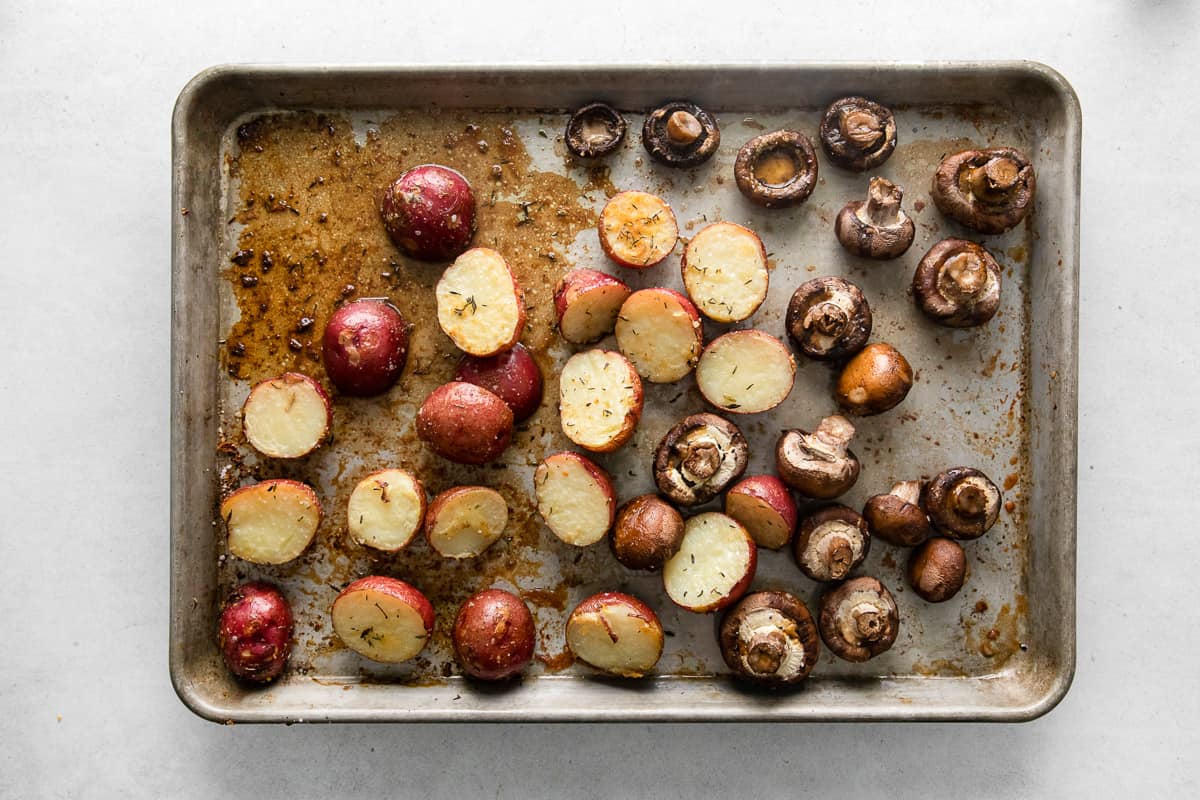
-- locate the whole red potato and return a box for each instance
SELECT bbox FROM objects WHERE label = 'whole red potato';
[452,589,536,681]
[454,343,544,423]
[217,582,293,684]
[322,300,409,397]
[417,382,513,464]
[380,164,476,262]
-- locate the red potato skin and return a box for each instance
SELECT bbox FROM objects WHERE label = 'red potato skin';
[322,301,409,397]
[571,592,659,625]
[452,589,536,681]
[454,343,544,423]
[217,582,294,684]
[221,478,323,526]
[380,164,476,262]
[338,576,436,630]
[553,269,631,342]
[417,382,513,464]
[725,475,798,549]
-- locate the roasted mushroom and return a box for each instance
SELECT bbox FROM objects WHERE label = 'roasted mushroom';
[908,538,967,603]
[719,591,820,687]
[835,342,913,416]
[931,147,1036,234]
[924,467,1001,540]
[733,130,818,208]
[564,102,627,159]
[785,277,872,362]
[794,504,870,582]
[863,480,934,547]
[654,413,748,506]
[611,494,686,571]
[834,177,915,259]
[775,415,860,499]
[642,101,720,168]
[819,577,899,662]
[819,96,897,172]
[913,238,1002,327]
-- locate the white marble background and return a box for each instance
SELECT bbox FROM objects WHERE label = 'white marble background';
[2,0,1197,796]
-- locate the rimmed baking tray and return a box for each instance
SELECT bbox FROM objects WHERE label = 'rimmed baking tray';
[171,63,1079,722]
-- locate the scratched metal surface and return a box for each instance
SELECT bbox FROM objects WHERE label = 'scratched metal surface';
[171,64,1078,721]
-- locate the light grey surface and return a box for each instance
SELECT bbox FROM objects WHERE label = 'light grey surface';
[1,0,1197,795]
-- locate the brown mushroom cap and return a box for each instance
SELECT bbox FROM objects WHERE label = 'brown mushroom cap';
[819,96,898,171]
[785,277,872,362]
[863,480,934,547]
[642,101,720,168]
[565,102,627,159]
[775,415,860,499]
[913,238,1002,328]
[924,467,1002,540]
[719,590,820,686]
[733,130,819,208]
[835,342,913,416]
[653,413,748,506]
[835,177,916,260]
[794,504,870,582]
[908,537,967,603]
[931,147,1036,234]
[611,494,685,571]
[818,576,899,662]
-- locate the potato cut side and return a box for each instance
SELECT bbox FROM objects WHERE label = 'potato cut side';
[599,191,679,268]
[558,350,643,452]
[436,247,523,356]
[696,331,795,414]
[221,480,321,565]
[534,453,614,546]
[682,222,769,322]
[560,280,631,344]
[426,486,508,558]
[663,512,755,612]
[242,373,330,459]
[567,607,663,677]
[332,587,431,663]
[615,289,703,383]
[347,469,425,552]
[726,492,790,550]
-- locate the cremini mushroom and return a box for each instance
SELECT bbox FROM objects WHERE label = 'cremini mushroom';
[835,177,915,259]
[908,538,967,603]
[785,277,872,362]
[719,591,820,687]
[565,102,627,159]
[835,342,913,416]
[819,577,899,662]
[775,415,860,499]
[733,130,819,208]
[924,467,1002,540]
[610,494,686,571]
[642,101,720,168]
[819,96,897,171]
[913,238,1002,327]
[794,504,870,582]
[863,480,934,547]
[931,147,1036,233]
[653,413,748,506]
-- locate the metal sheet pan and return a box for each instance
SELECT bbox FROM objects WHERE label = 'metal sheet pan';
[171,63,1079,722]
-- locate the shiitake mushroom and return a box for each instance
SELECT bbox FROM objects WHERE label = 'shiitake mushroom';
[785,277,872,362]
[913,238,1002,327]
[931,147,1036,233]
[565,102,627,159]
[819,96,897,172]
[642,101,720,168]
[734,130,819,208]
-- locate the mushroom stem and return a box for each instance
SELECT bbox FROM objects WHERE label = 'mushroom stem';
[939,252,988,300]
[813,415,856,452]
[804,301,849,338]
[854,609,885,641]
[858,177,904,226]
[746,629,787,674]
[666,111,702,145]
[681,440,721,481]
[828,536,854,580]
[891,480,922,506]
[839,108,883,149]
[952,482,988,517]
[967,156,1021,198]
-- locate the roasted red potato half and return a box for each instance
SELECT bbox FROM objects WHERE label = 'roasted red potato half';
[724,474,798,550]
[534,452,616,547]
[332,576,436,663]
[436,247,525,357]
[453,589,536,681]
[566,592,664,678]
[347,469,426,552]
[558,350,643,452]
[681,222,769,322]
[417,381,513,465]
[615,288,703,383]
[663,512,757,613]
[598,191,679,269]
[241,372,332,459]
[220,479,321,565]
[454,342,544,423]
[554,268,631,345]
[695,330,795,414]
[218,582,293,684]
[424,485,509,558]
[379,164,476,261]
[322,300,409,397]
